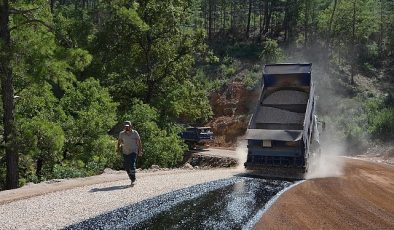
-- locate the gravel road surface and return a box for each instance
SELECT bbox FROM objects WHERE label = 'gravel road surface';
[255,158,394,229]
[1,152,393,230]
[0,168,240,230]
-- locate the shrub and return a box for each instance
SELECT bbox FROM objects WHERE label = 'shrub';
[89,135,122,171]
[158,80,213,124]
[17,118,65,181]
[52,161,87,179]
[219,64,236,77]
[364,95,394,141]
[368,108,394,141]
[123,100,187,169]
[226,42,262,59]
[243,70,261,90]
[259,39,284,64]
[60,78,117,162]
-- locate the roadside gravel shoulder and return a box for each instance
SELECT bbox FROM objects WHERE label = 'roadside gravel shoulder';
[0,168,240,230]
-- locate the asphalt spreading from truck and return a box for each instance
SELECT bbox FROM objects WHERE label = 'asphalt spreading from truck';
[64,177,295,230]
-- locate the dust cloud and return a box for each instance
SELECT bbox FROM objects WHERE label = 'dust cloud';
[284,46,349,179]
[306,140,345,179]
[235,138,248,171]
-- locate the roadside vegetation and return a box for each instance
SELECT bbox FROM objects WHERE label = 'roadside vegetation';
[0,0,393,190]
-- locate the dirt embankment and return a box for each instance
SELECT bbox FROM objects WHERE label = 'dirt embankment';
[255,158,394,229]
[207,80,260,148]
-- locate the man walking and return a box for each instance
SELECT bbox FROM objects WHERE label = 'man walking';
[117,121,143,185]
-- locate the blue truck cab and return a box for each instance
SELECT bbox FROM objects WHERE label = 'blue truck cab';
[180,127,214,150]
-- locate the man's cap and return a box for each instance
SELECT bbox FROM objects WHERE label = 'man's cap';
[124,121,132,127]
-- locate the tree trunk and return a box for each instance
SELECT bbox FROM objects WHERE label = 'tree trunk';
[143,35,153,103]
[0,0,18,190]
[50,0,55,13]
[253,3,256,33]
[222,0,226,32]
[36,158,43,181]
[208,0,213,40]
[378,0,383,60]
[145,80,154,103]
[203,2,207,33]
[283,0,290,44]
[325,0,338,72]
[230,1,234,31]
[259,1,263,39]
[304,0,309,49]
[263,1,271,35]
[350,0,356,85]
[213,1,216,37]
[327,0,338,47]
[246,0,252,38]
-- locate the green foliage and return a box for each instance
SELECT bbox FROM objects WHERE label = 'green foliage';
[53,4,94,48]
[52,161,87,179]
[158,80,213,124]
[123,100,187,168]
[2,0,394,190]
[259,39,284,64]
[61,48,93,72]
[242,70,261,90]
[17,118,65,180]
[333,94,394,150]
[15,83,64,121]
[219,64,236,78]
[223,42,264,60]
[318,0,381,71]
[205,51,220,64]
[88,0,206,117]
[89,135,121,170]
[10,1,81,90]
[60,78,118,162]
[368,108,394,140]
[365,95,394,140]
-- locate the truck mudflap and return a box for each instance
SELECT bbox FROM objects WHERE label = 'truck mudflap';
[244,163,306,180]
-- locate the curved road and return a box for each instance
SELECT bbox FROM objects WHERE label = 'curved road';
[255,158,394,229]
[1,149,393,229]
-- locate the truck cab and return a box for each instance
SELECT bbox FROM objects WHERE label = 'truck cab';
[180,127,214,150]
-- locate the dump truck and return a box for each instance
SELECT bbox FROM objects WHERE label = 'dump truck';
[180,127,214,150]
[244,63,320,179]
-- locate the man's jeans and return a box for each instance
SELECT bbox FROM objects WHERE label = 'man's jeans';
[123,152,137,182]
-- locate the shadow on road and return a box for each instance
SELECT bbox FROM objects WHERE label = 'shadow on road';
[89,184,131,192]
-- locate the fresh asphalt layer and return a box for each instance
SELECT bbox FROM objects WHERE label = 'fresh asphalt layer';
[64,177,295,230]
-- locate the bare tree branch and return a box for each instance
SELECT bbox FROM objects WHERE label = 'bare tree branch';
[9,11,53,32]
[9,19,52,32]
[9,7,39,15]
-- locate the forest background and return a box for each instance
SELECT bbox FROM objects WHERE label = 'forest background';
[0,0,393,190]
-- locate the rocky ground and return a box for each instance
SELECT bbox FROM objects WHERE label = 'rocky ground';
[354,143,394,165]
